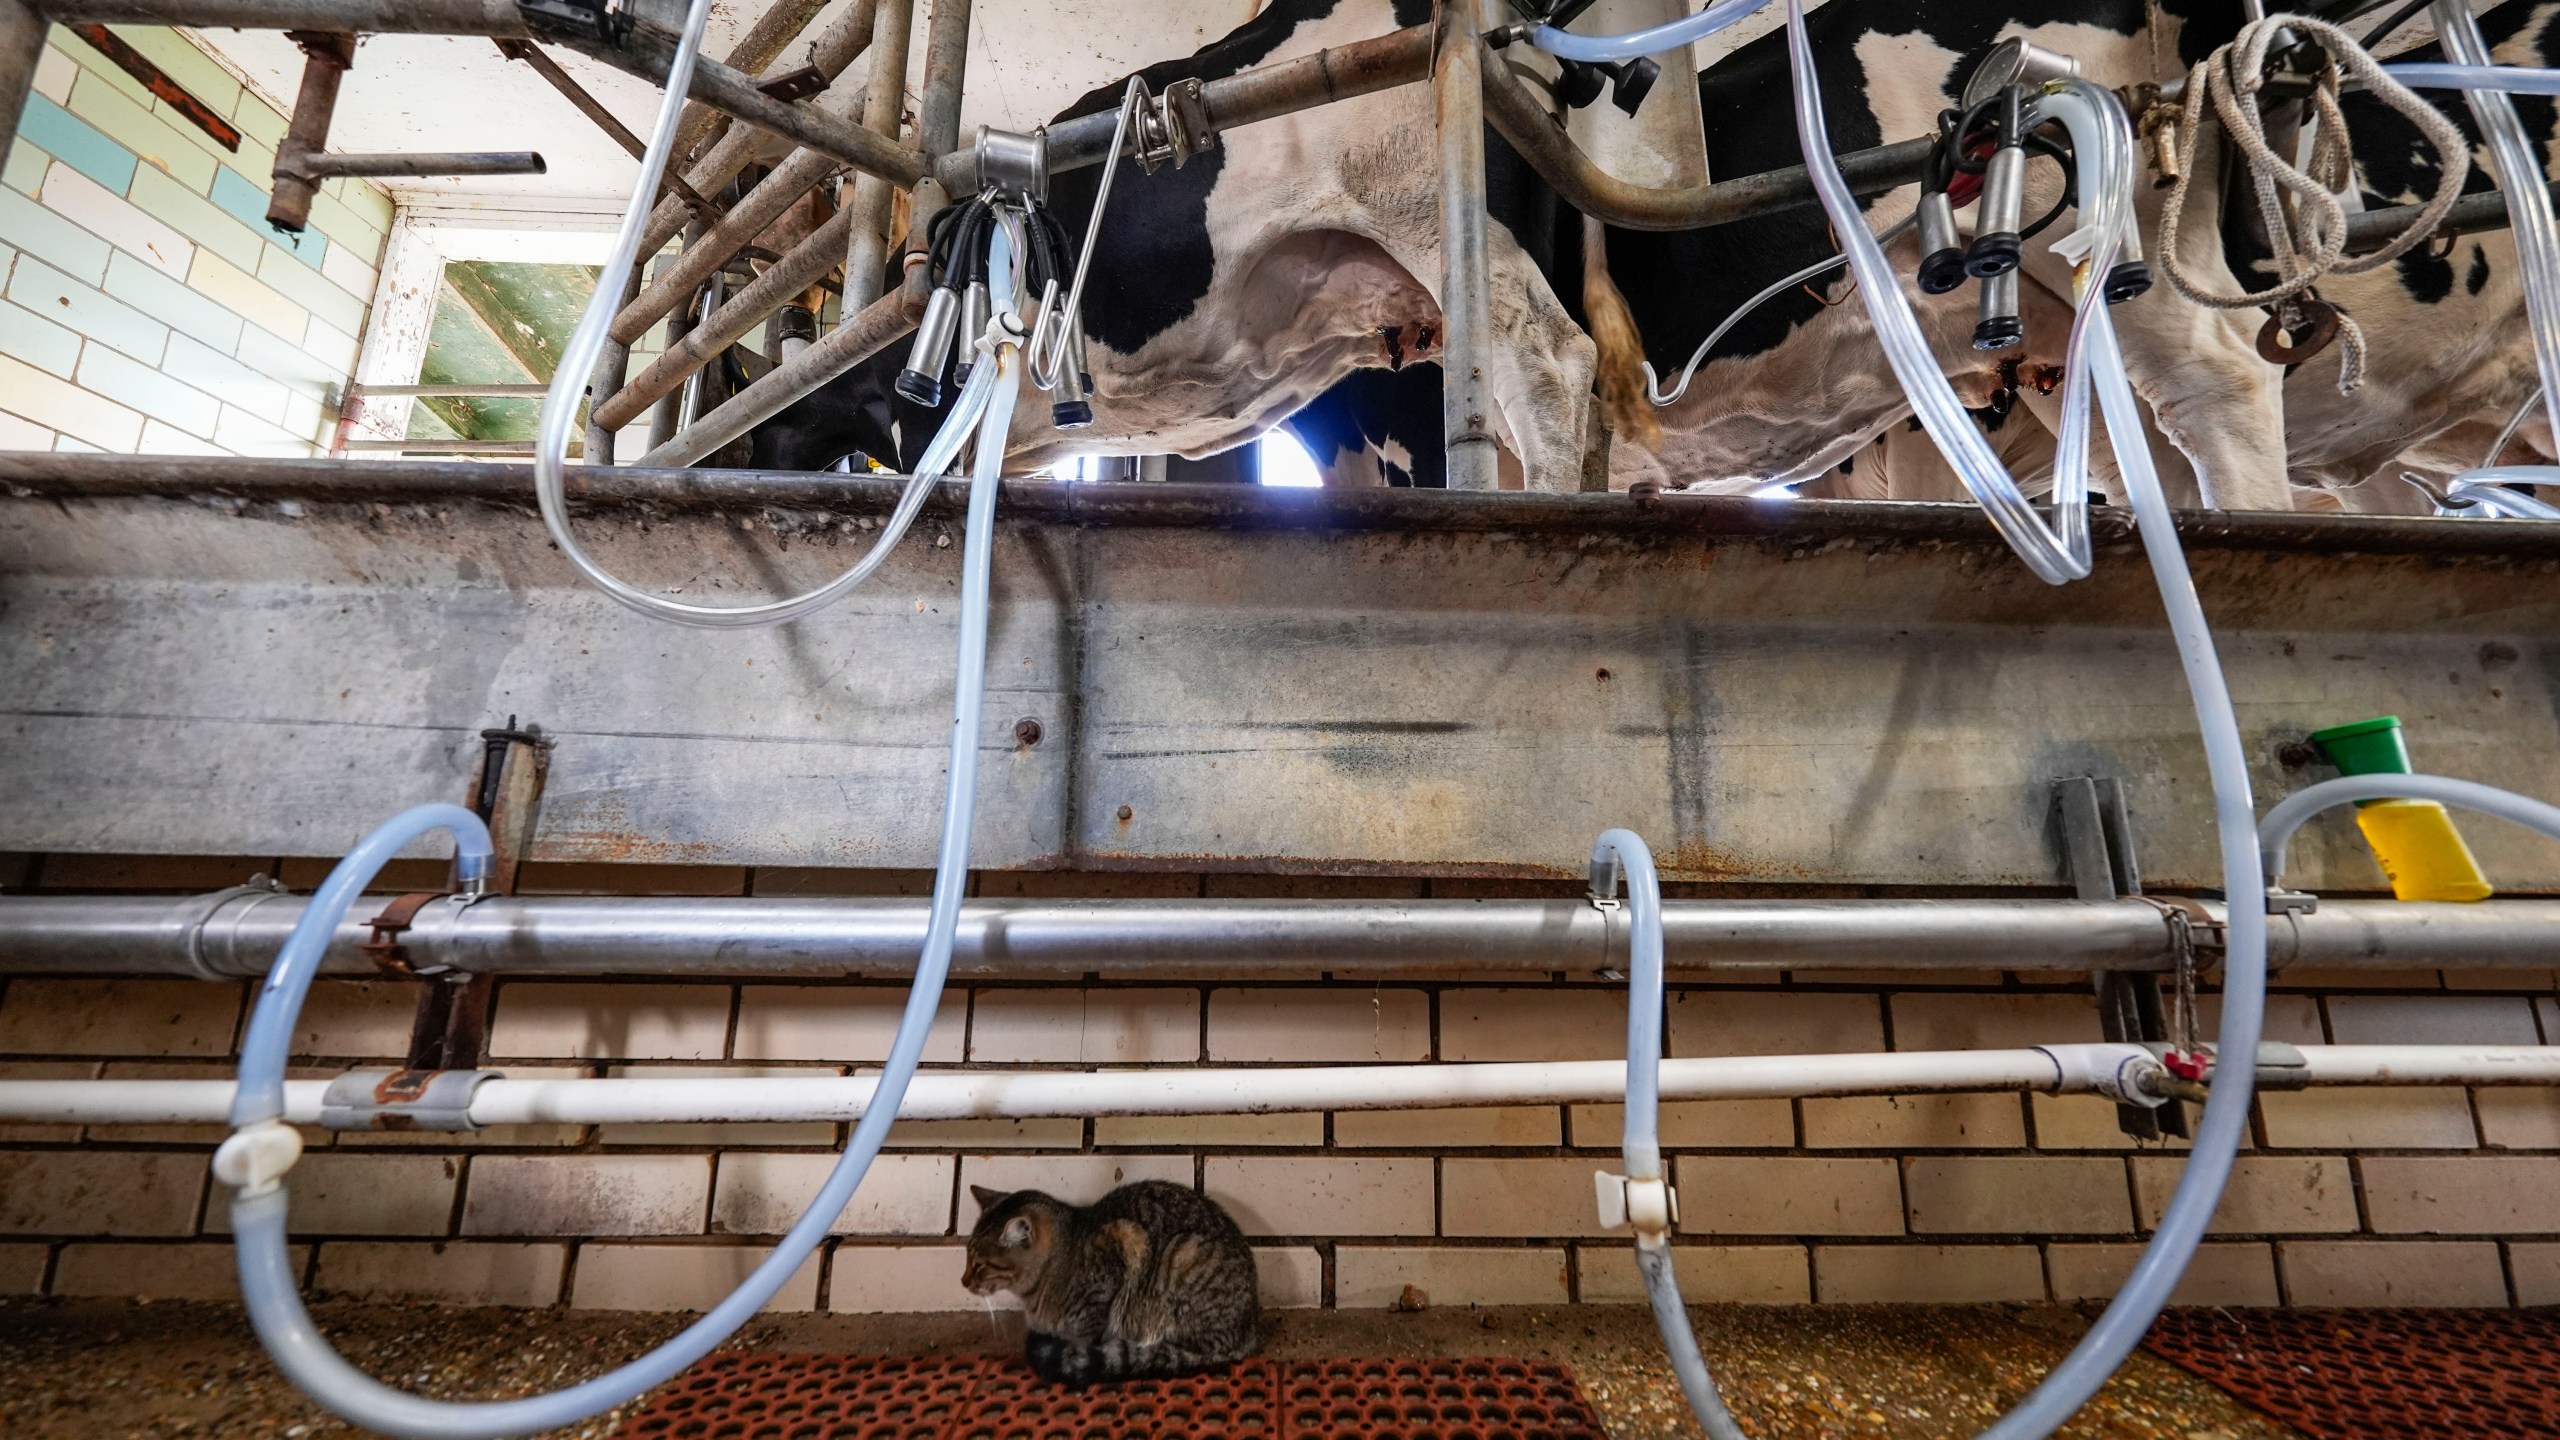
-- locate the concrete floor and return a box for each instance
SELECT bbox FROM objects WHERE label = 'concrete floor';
[0,1295,2299,1439]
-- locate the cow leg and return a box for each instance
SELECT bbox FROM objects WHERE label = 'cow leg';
[1482,229,1599,492]
[2018,139,2292,512]
[1377,222,1596,493]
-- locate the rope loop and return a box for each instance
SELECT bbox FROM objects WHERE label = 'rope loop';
[2155,15,2470,394]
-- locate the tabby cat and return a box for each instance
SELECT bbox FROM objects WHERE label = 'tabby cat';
[961,1179,1261,1386]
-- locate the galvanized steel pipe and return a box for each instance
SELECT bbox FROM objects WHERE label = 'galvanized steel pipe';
[595,208,856,431]
[36,0,926,186]
[631,0,883,265]
[635,272,924,467]
[916,0,973,159]
[1437,0,1500,491]
[6,892,2559,978]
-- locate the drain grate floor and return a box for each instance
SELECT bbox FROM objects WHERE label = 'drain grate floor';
[611,1352,1605,1440]
[2143,1308,2560,1440]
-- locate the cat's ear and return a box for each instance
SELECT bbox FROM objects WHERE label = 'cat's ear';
[1001,1215,1035,1248]
[970,1184,1007,1209]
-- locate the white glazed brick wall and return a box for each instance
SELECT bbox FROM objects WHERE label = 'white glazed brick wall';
[3,27,389,456]
[2,858,2558,1310]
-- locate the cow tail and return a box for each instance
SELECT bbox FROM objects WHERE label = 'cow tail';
[1580,213,1661,449]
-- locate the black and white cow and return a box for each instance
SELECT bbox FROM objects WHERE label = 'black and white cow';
[753,0,2553,511]
[753,0,1592,485]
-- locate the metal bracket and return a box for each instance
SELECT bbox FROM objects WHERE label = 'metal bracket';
[400,717,549,1073]
[320,1068,500,1132]
[516,0,634,47]
[2056,776,2191,1142]
[2265,887,2319,917]
[1130,78,1217,174]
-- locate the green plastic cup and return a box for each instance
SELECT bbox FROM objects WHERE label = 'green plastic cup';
[2310,715,2412,779]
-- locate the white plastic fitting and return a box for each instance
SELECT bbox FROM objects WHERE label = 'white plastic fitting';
[1595,1171,1679,1236]
[2037,1042,2170,1108]
[212,1119,304,1197]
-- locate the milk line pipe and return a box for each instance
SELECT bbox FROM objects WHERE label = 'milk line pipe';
[26,1045,2560,1129]
[14,893,2560,980]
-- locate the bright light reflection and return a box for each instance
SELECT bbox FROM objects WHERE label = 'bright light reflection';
[1258,429,1323,487]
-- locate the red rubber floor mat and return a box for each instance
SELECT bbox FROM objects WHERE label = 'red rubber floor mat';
[2143,1308,2560,1440]
[611,1353,1604,1440]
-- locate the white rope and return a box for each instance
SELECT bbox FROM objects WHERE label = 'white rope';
[2155,15,2471,394]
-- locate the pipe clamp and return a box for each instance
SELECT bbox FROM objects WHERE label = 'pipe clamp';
[2038,1042,2172,1107]
[321,1068,501,1131]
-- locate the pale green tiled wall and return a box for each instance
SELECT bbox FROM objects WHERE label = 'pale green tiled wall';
[1,26,393,455]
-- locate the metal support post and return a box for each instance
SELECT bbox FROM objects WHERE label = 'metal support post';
[392,718,546,1072]
[1435,0,1499,491]
[917,0,973,158]
[840,0,915,315]
[586,259,646,465]
[0,0,45,163]
[2057,776,2190,1143]
[645,231,705,454]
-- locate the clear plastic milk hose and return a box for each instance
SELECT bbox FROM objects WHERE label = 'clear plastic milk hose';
[2414,7,2560,512]
[1587,7,2270,1439]
[2260,773,2560,881]
[229,0,1031,1408]
[1780,0,2109,584]
[528,0,992,629]
[1531,0,1767,63]
[229,346,1020,1437]
[1594,827,1749,1440]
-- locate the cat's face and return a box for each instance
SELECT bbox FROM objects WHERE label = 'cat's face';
[962,1185,1054,1296]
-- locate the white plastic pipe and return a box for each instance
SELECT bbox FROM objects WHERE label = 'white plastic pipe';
[15,1046,2560,1128]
